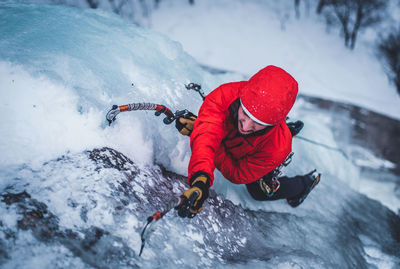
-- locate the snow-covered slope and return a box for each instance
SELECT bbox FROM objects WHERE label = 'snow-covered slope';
[0,0,241,172]
[150,0,400,120]
[2,147,399,268]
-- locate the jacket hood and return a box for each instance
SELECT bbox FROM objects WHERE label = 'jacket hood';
[239,65,298,125]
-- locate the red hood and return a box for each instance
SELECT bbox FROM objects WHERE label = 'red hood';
[240,65,298,125]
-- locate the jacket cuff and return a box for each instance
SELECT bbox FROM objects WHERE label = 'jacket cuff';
[189,171,211,187]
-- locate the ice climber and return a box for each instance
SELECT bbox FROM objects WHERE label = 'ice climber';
[175,65,321,218]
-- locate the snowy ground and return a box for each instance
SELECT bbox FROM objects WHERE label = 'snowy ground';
[149,0,400,120]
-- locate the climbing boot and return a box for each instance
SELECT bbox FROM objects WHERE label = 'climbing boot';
[287,169,321,208]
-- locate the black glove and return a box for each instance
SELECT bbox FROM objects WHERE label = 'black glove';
[176,173,210,218]
[175,112,197,136]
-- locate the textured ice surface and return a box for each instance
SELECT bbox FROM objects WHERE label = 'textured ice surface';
[1,147,399,268]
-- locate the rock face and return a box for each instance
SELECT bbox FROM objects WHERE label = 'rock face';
[1,190,138,269]
[1,147,399,268]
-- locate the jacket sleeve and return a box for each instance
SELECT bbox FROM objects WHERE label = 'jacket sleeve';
[188,82,245,185]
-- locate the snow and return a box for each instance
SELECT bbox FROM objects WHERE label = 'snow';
[0,62,104,168]
[0,1,240,172]
[150,0,400,120]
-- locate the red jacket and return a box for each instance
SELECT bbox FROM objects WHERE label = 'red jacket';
[188,82,293,185]
[189,66,298,185]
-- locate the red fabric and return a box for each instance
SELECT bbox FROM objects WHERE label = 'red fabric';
[213,119,292,184]
[240,65,298,125]
[188,66,297,185]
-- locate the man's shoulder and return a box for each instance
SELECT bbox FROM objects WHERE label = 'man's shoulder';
[211,81,247,94]
[205,81,247,108]
[221,80,247,88]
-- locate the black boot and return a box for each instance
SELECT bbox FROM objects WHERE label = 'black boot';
[287,169,321,208]
[287,120,304,137]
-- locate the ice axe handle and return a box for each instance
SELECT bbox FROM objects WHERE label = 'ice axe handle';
[163,117,175,125]
[163,109,189,125]
[187,190,200,218]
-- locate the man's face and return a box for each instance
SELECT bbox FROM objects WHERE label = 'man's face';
[237,106,268,135]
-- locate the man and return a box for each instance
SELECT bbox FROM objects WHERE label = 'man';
[175,65,320,218]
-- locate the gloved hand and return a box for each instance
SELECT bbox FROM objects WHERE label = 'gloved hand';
[175,112,197,136]
[176,173,210,218]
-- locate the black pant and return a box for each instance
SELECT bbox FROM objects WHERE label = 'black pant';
[246,175,310,201]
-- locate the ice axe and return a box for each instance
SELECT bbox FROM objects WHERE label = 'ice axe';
[138,190,200,257]
[106,102,190,126]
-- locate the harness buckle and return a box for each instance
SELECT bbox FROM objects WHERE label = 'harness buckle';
[258,152,294,198]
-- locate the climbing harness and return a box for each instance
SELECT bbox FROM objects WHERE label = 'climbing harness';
[258,152,294,197]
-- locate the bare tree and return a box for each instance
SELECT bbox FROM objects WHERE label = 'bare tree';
[318,0,387,49]
[294,0,311,19]
[378,28,400,95]
[316,0,327,14]
[85,0,194,15]
[86,0,99,9]
[294,0,300,18]
[107,0,129,14]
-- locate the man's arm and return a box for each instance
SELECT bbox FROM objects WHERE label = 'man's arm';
[188,82,245,184]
